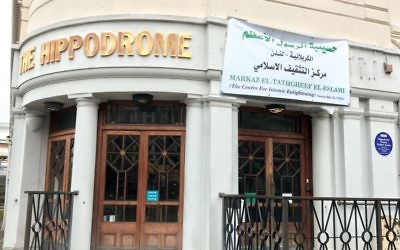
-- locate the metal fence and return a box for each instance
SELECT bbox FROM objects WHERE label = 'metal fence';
[221,194,400,250]
[24,191,78,250]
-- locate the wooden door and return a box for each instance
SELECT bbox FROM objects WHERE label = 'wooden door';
[43,133,75,247]
[45,133,74,192]
[140,132,184,249]
[97,131,141,249]
[95,130,184,250]
[271,138,305,198]
[238,136,310,248]
[238,137,307,197]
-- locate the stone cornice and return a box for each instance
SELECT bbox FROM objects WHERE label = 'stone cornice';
[337,108,364,120]
[16,67,209,95]
[310,112,331,120]
[364,111,398,122]
[351,88,400,101]
[185,94,247,108]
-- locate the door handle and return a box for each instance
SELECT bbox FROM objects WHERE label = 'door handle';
[306,178,312,192]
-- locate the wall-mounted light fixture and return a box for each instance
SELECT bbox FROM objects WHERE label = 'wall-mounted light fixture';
[266,104,285,114]
[132,94,156,112]
[44,102,64,111]
[132,94,153,105]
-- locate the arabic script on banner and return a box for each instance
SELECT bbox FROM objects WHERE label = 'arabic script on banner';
[221,18,350,106]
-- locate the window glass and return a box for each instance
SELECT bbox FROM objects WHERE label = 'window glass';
[239,110,301,133]
[103,205,136,222]
[105,102,185,125]
[50,108,76,132]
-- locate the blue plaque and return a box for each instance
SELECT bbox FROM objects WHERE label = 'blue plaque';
[374,132,393,156]
[146,190,159,202]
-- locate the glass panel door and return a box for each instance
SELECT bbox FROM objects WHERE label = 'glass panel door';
[46,135,74,192]
[96,131,184,250]
[145,135,181,222]
[44,133,74,248]
[238,138,305,197]
[238,136,308,249]
[238,140,267,195]
[98,132,141,249]
[272,141,302,197]
[48,140,66,192]
[140,133,183,249]
[103,134,140,223]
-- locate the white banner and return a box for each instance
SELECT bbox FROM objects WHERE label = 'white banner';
[221,18,350,106]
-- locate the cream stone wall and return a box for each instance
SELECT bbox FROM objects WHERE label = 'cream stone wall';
[6,1,400,250]
[17,0,400,49]
[389,0,400,47]
[209,0,391,47]
[24,0,208,35]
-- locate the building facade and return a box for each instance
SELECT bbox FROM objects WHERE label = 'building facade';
[3,0,400,249]
[0,122,9,213]
[0,123,9,175]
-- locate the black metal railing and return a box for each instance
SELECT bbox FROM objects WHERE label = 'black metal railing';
[221,194,400,250]
[24,191,78,250]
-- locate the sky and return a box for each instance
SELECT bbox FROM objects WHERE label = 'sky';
[0,0,12,124]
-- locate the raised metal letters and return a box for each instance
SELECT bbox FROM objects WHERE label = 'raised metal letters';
[19,31,193,75]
